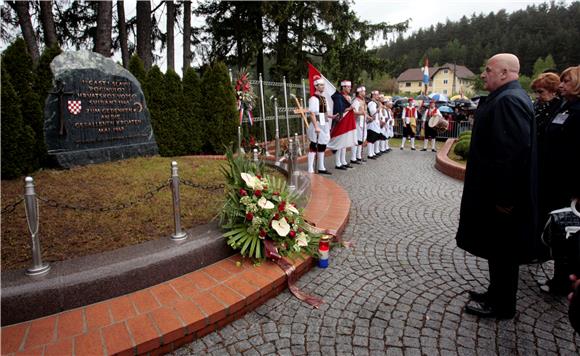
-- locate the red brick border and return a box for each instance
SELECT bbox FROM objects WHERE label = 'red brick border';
[434,139,466,181]
[1,175,350,356]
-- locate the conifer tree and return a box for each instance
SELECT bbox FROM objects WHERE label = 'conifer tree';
[181,67,203,154]
[1,38,41,171]
[164,69,187,156]
[33,44,62,165]
[201,61,237,154]
[145,66,171,156]
[128,54,147,87]
[1,67,37,179]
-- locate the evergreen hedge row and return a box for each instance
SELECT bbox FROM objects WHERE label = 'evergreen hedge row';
[1,38,238,179]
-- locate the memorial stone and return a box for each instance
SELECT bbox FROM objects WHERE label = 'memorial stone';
[44,50,158,168]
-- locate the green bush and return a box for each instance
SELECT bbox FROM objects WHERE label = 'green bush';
[458,130,472,139]
[454,139,471,160]
[201,61,238,154]
[1,67,37,179]
[128,54,147,87]
[181,68,203,154]
[145,66,169,155]
[164,69,187,155]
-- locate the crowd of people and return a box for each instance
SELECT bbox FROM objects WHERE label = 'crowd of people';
[454,53,579,331]
[307,56,580,330]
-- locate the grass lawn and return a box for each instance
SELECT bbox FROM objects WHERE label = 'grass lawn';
[1,156,234,271]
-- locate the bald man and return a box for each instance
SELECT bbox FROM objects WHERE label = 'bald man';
[456,53,546,319]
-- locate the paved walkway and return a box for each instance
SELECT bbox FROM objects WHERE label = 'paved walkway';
[171,150,580,355]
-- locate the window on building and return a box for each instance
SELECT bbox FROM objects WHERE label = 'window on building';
[443,89,448,94]
[443,79,448,84]
[444,70,448,74]
[405,82,411,87]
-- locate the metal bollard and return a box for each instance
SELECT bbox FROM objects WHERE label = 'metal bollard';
[170,162,187,241]
[287,139,296,191]
[294,133,302,156]
[237,126,244,154]
[282,76,291,141]
[253,148,259,162]
[273,97,281,162]
[291,137,300,189]
[24,177,50,276]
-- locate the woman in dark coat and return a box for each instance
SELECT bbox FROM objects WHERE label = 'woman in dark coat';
[540,66,580,295]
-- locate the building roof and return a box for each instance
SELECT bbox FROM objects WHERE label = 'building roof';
[396,63,476,82]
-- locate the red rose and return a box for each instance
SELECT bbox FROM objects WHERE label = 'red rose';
[254,190,262,197]
[278,201,286,212]
[298,228,303,233]
[274,213,280,220]
[239,189,247,196]
[289,231,296,238]
[259,229,267,237]
[246,212,253,221]
[273,191,280,196]
[256,175,261,179]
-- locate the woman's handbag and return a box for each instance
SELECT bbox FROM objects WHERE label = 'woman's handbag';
[542,199,580,275]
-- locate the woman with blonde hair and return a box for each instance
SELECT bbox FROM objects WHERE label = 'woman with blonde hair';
[540,66,580,295]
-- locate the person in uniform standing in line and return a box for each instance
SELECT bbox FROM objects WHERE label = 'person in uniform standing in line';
[400,98,418,150]
[331,80,354,169]
[307,75,336,174]
[367,90,383,159]
[456,53,544,319]
[421,100,440,152]
[351,86,369,163]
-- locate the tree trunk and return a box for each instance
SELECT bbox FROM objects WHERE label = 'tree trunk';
[166,0,175,71]
[117,0,129,68]
[137,0,152,70]
[11,1,40,64]
[255,4,264,79]
[39,0,58,48]
[183,0,191,71]
[94,0,112,56]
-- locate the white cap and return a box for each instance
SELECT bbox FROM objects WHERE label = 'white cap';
[313,75,324,86]
[371,90,379,95]
[356,86,366,93]
[340,80,352,87]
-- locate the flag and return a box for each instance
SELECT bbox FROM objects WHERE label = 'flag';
[308,63,335,114]
[328,110,357,150]
[307,63,356,150]
[422,57,429,86]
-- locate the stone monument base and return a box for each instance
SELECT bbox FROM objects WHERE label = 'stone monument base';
[49,141,159,168]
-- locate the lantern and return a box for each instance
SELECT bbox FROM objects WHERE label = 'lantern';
[318,234,331,268]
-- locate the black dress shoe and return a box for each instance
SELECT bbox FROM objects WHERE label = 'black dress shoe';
[420,148,427,151]
[464,301,514,320]
[317,170,332,175]
[335,165,347,170]
[400,147,404,150]
[411,147,416,151]
[344,164,353,168]
[368,155,377,160]
[351,160,361,165]
[386,148,392,152]
[468,290,488,303]
[432,149,437,152]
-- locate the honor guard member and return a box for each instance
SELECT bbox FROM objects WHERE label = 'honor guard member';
[367,90,383,159]
[331,80,354,169]
[422,100,440,152]
[307,75,335,174]
[401,98,419,150]
[380,96,394,153]
[351,86,368,162]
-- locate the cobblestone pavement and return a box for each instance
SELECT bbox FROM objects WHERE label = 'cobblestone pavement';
[171,150,580,355]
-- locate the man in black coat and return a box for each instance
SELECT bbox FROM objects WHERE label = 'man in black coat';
[456,53,545,319]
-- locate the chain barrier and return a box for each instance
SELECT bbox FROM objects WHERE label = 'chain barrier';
[35,180,171,213]
[1,198,24,216]
[179,178,225,191]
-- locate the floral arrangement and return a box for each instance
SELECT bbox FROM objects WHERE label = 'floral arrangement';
[235,70,256,125]
[220,149,320,261]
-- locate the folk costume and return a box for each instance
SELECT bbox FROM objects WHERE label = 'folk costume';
[367,91,383,159]
[307,76,332,174]
[351,86,368,162]
[331,80,354,169]
[382,100,394,152]
[401,99,418,150]
[422,103,440,152]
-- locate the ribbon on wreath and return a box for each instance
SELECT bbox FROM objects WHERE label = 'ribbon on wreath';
[238,99,254,126]
[303,220,354,249]
[263,239,324,308]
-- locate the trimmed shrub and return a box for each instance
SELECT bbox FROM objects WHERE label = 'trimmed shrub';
[454,139,471,160]
[181,68,203,154]
[458,130,472,139]
[1,38,41,171]
[145,66,171,155]
[128,54,147,87]
[164,69,187,155]
[200,61,238,154]
[1,67,37,179]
